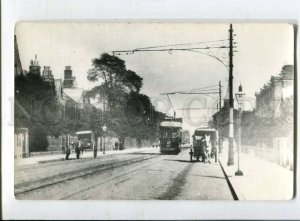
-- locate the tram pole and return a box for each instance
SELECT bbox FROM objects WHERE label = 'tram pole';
[218,81,223,154]
[227,24,235,166]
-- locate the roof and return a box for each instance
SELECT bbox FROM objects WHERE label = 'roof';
[194,128,216,132]
[63,88,84,103]
[193,128,216,136]
[160,121,182,128]
[76,130,93,135]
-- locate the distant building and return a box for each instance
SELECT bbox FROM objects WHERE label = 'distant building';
[212,86,239,141]
[63,66,76,88]
[255,65,294,119]
[54,79,63,100]
[42,66,55,84]
[29,54,41,75]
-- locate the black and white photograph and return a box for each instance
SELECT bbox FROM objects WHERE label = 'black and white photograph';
[13,22,294,201]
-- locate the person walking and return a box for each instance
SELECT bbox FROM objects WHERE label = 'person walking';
[81,141,84,155]
[205,135,212,164]
[200,137,208,163]
[65,144,71,160]
[75,142,81,159]
[114,141,119,150]
[93,141,97,158]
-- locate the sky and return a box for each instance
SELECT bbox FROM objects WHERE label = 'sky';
[16,23,294,131]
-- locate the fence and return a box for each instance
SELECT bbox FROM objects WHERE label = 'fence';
[255,137,293,170]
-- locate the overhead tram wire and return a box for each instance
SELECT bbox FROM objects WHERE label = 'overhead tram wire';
[160,84,220,95]
[133,39,229,50]
[187,49,229,70]
[166,94,176,118]
[113,46,235,55]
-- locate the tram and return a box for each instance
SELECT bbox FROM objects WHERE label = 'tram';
[76,130,95,150]
[159,118,183,154]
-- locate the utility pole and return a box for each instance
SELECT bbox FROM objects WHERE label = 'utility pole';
[227,24,235,166]
[218,81,223,154]
[103,99,106,154]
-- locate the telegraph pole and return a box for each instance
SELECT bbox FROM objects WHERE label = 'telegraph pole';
[227,24,235,166]
[218,81,223,154]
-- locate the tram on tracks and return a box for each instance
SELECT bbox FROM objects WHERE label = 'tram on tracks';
[76,130,95,150]
[159,118,183,154]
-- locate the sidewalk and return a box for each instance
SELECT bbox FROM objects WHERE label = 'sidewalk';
[15,147,159,166]
[219,150,294,200]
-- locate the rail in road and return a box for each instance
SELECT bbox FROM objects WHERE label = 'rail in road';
[15,154,160,198]
[15,149,236,200]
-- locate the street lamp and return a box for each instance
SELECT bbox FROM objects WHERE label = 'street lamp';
[102,125,107,154]
[235,84,245,176]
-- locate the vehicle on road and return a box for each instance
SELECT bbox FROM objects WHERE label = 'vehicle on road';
[159,118,182,154]
[76,130,95,150]
[190,128,217,162]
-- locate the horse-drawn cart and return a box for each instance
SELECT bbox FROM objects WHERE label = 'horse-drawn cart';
[190,128,217,162]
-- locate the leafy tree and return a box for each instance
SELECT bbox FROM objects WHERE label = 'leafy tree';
[86,53,164,149]
[15,72,58,151]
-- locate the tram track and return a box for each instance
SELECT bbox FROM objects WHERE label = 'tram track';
[60,157,164,199]
[61,150,189,200]
[15,154,160,197]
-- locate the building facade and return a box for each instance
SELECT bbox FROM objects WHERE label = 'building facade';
[254,65,294,170]
[29,55,41,76]
[42,66,55,84]
[255,65,293,119]
[63,66,76,88]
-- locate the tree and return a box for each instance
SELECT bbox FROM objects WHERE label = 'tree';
[86,53,164,149]
[87,53,143,108]
[15,72,59,151]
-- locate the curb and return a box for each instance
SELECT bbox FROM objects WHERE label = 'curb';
[218,159,246,200]
[29,148,158,165]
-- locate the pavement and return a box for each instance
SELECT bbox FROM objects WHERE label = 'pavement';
[218,148,294,200]
[15,147,159,166]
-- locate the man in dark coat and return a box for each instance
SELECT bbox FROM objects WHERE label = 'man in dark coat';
[75,142,80,159]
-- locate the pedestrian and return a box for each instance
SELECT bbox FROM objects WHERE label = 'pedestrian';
[114,141,119,150]
[81,141,84,155]
[93,141,97,158]
[200,137,208,163]
[205,135,212,164]
[65,144,71,160]
[75,142,80,159]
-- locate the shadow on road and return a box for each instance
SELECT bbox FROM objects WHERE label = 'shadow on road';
[164,159,198,163]
[164,159,220,165]
[189,174,226,179]
[124,152,161,156]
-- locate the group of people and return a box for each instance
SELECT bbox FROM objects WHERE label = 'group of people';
[65,141,91,160]
[65,140,119,160]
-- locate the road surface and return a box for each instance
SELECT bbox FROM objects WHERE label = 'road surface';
[15,148,234,200]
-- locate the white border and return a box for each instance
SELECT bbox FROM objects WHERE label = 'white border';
[2,0,300,219]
